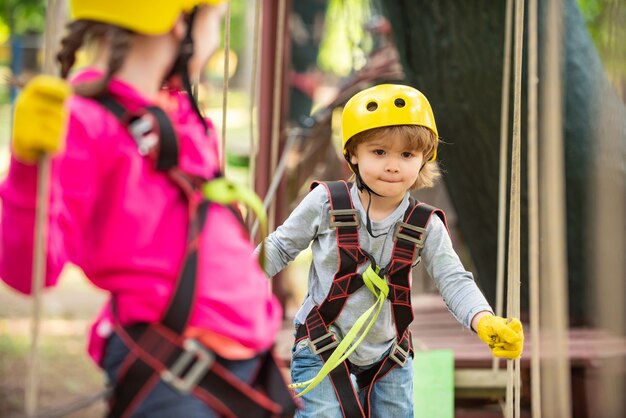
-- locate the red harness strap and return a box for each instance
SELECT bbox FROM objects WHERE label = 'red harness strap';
[296,180,447,418]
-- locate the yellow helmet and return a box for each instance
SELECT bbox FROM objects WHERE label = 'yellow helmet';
[341,84,439,161]
[70,0,225,35]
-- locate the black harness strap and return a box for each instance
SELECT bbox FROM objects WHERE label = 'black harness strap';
[388,202,445,339]
[296,181,447,418]
[96,96,296,418]
[96,95,179,171]
[111,323,287,418]
[314,181,366,324]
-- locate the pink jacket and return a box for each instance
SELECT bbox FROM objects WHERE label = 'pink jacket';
[0,70,282,364]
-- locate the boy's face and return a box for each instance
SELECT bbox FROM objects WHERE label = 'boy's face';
[350,131,424,201]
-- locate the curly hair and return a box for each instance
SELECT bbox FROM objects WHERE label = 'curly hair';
[344,125,441,190]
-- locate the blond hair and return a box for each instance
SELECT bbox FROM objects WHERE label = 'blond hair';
[344,125,441,190]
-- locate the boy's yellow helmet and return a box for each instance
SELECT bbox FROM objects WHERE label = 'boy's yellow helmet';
[70,0,225,35]
[342,84,439,161]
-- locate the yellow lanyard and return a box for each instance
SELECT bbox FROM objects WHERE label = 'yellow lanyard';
[290,265,389,397]
[202,178,268,270]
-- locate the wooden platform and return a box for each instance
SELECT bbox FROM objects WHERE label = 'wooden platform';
[275,294,626,417]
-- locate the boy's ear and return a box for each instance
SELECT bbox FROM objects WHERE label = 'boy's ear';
[349,153,358,165]
[172,14,188,41]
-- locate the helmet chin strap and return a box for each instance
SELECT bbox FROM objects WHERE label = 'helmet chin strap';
[345,156,382,197]
[165,6,209,134]
[346,158,385,238]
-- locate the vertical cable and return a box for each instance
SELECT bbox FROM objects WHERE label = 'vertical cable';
[221,1,232,174]
[248,0,263,201]
[26,1,66,416]
[506,0,524,416]
[527,0,542,416]
[493,0,514,375]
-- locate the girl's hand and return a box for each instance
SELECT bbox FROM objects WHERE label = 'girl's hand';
[12,75,71,164]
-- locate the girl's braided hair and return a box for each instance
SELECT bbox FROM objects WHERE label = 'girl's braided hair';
[56,20,132,97]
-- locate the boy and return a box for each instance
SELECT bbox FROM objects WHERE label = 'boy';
[259,84,523,417]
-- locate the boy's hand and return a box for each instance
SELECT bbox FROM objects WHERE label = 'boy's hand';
[477,315,524,359]
[12,75,71,164]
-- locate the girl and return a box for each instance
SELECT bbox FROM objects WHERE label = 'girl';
[1,1,294,417]
[258,84,524,417]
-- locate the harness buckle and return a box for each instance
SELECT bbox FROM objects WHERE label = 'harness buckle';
[393,222,427,248]
[161,339,214,393]
[309,329,342,355]
[128,113,159,155]
[389,341,409,367]
[329,209,360,229]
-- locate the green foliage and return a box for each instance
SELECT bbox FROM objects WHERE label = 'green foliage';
[577,0,626,84]
[318,0,372,76]
[223,0,246,55]
[0,0,45,35]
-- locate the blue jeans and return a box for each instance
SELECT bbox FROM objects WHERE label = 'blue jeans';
[291,338,414,418]
[103,333,263,418]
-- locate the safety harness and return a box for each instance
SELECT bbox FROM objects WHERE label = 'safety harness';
[293,180,446,418]
[94,94,296,418]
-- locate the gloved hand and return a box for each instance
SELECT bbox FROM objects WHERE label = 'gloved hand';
[12,75,71,164]
[476,315,524,359]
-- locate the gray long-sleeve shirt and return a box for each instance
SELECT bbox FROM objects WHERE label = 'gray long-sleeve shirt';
[260,183,492,366]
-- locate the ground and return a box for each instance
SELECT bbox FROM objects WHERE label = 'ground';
[0,266,108,417]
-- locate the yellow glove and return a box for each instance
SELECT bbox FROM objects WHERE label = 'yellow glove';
[477,315,524,359]
[12,75,71,164]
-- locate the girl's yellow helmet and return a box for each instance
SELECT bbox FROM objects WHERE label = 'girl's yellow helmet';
[341,84,439,161]
[70,0,225,35]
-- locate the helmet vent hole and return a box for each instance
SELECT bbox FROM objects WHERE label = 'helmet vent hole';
[366,101,378,112]
[394,98,406,108]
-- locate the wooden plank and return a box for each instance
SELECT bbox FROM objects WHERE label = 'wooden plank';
[455,369,508,389]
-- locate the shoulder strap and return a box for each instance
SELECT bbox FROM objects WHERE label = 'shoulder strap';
[387,201,446,339]
[409,201,448,232]
[94,95,179,171]
[300,180,366,328]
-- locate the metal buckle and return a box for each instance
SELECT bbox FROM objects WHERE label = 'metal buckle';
[161,339,214,393]
[309,329,341,355]
[393,222,426,248]
[389,341,409,367]
[329,209,360,229]
[128,114,158,155]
